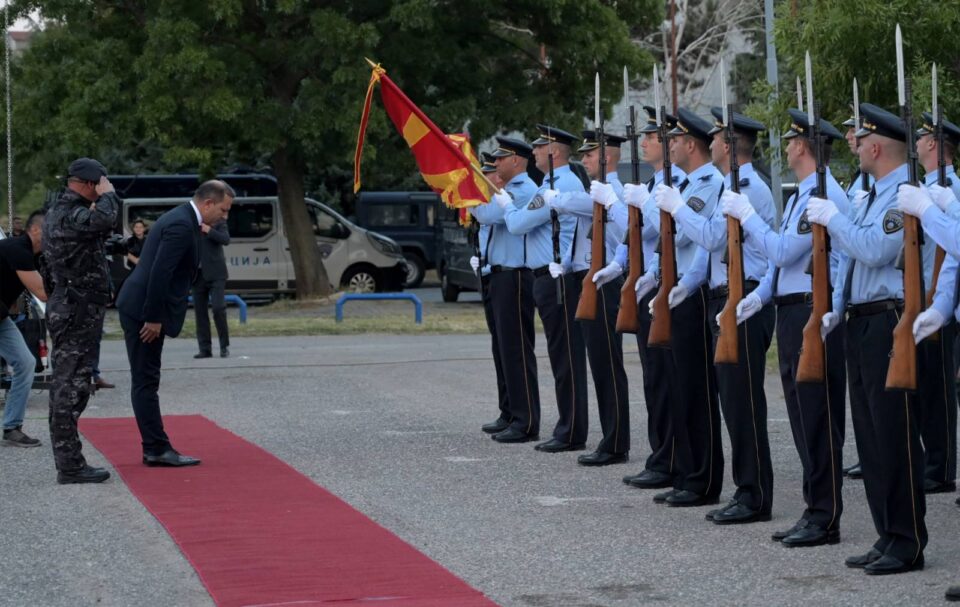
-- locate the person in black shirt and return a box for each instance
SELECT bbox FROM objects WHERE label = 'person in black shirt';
[0,211,47,447]
[126,219,146,267]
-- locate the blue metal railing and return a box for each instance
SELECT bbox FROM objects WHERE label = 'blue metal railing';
[335,293,423,324]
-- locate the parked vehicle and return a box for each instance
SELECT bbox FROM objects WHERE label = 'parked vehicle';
[354,191,441,288]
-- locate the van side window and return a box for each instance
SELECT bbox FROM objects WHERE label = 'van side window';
[127,205,176,229]
[227,203,274,238]
[366,204,419,227]
[308,205,347,238]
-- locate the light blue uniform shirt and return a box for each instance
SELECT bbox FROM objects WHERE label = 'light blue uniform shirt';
[612,167,686,271]
[924,165,960,219]
[501,164,581,269]
[673,163,775,291]
[930,252,960,321]
[557,171,627,271]
[749,168,850,304]
[470,173,538,267]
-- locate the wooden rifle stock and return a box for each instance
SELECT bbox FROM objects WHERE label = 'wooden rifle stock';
[925,246,946,343]
[616,205,642,332]
[648,210,676,346]
[796,224,830,382]
[575,201,605,320]
[885,214,922,390]
[714,217,743,364]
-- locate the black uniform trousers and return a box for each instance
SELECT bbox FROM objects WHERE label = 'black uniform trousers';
[917,320,957,485]
[776,301,846,529]
[707,295,775,513]
[666,285,723,498]
[193,275,229,353]
[488,268,540,435]
[574,271,630,455]
[846,308,926,563]
[533,272,588,445]
[637,291,676,475]
[119,311,172,456]
[481,274,510,424]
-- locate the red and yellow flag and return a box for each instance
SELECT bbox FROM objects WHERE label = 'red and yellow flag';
[354,61,491,213]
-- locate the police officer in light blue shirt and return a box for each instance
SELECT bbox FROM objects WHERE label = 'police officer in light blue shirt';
[843,110,874,210]
[471,137,541,443]
[807,102,926,575]
[725,108,849,546]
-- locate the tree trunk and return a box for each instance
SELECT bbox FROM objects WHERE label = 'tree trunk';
[273,145,332,298]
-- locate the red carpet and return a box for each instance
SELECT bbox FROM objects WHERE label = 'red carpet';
[80,415,498,607]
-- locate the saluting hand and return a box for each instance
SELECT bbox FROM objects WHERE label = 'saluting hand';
[140,322,162,344]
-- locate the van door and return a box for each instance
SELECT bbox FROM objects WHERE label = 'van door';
[305,201,350,288]
[224,198,283,292]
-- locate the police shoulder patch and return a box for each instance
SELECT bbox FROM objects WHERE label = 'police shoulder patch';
[883,209,904,234]
[527,194,543,210]
[796,210,812,234]
[687,197,706,213]
[739,177,750,188]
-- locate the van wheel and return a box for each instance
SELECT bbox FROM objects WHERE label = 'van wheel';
[342,267,378,293]
[441,270,460,302]
[402,253,425,288]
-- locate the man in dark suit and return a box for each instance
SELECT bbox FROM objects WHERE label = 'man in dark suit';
[193,219,231,359]
[116,180,234,467]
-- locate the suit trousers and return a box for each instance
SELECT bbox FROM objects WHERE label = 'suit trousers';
[193,276,229,352]
[917,320,957,485]
[489,269,540,435]
[119,312,171,456]
[481,274,510,423]
[636,291,677,475]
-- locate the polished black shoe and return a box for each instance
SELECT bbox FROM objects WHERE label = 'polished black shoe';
[705,500,738,521]
[844,462,862,479]
[491,428,538,443]
[143,449,202,467]
[844,548,883,569]
[781,523,840,547]
[864,554,924,576]
[712,502,771,524]
[57,465,110,484]
[481,418,510,434]
[194,351,213,359]
[626,469,672,489]
[653,489,677,504]
[946,585,960,602]
[956,495,960,507]
[665,490,719,507]
[535,438,586,453]
[577,451,628,466]
[771,518,807,542]
[924,478,956,494]
[220,347,230,358]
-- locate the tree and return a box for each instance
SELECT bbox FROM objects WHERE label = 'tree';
[7,1,661,296]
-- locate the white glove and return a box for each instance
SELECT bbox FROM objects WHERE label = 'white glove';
[623,183,650,209]
[548,261,566,279]
[654,184,684,216]
[897,184,933,218]
[543,189,561,210]
[492,191,513,210]
[720,190,755,223]
[806,196,839,226]
[592,261,623,287]
[667,284,688,309]
[469,256,480,272]
[736,291,762,324]
[590,181,619,210]
[913,308,945,342]
[852,189,870,210]
[821,311,840,339]
[928,184,958,211]
[634,272,656,303]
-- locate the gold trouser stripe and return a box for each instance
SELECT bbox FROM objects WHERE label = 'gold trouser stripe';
[600,286,623,451]
[743,314,765,508]
[824,338,839,530]
[893,309,921,562]
[699,287,715,496]
[940,330,953,483]
[560,275,578,443]
[518,272,533,434]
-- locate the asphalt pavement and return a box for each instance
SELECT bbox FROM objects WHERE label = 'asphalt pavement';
[1,333,958,606]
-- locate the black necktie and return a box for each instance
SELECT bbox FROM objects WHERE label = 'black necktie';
[678,178,690,193]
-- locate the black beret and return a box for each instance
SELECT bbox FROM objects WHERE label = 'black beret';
[668,108,714,143]
[577,130,627,153]
[707,107,766,136]
[67,157,107,182]
[531,124,578,147]
[491,136,533,160]
[783,108,843,142]
[855,103,906,142]
[916,112,960,148]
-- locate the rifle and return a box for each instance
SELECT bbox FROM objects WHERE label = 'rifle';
[714,59,743,365]
[547,126,562,304]
[797,51,831,383]
[576,73,606,321]
[616,102,643,333]
[648,64,676,347]
[925,63,946,340]
[886,24,924,391]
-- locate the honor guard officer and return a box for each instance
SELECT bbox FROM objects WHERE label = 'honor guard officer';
[646,108,724,507]
[660,108,777,523]
[472,137,541,443]
[496,125,587,450]
[844,108,874,211]
[548,130,631,465]
[807,102,926,575]
[726,108,849,545]
[471,154,511,436]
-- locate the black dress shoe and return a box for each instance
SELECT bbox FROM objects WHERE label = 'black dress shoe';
[535,438,586,452]
[577,451,628,466]
[57,465,110,484]
[481,418,510,434]
[712,502,771,525]
[194,351,212,359]
[924,478,957,494]
[705,500,738,521]
[956,495,960,507]
[771,518,808,542]
[491,428,538,443]
[220,347,230,358]
[665,490,719,507]
[844,463,862,479]
[626,469,673,489]
[946,585,960,602]
[845,548,883,569]
[653,489,677,503]
[143,450,202,467]
[864,554,924,575]
[781,523,840,547]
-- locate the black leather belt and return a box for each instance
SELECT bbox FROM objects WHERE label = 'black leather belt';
[846,299,901,318]
[532,265,551,278]
[774,292,813,306]
[489,265,525,274]
[708,280,759,300]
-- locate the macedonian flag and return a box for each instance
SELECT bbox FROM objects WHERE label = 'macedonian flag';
[354,61,491,212]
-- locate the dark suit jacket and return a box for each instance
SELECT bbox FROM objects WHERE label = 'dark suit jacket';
[117,203,200,338]
[199,220,230,281]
